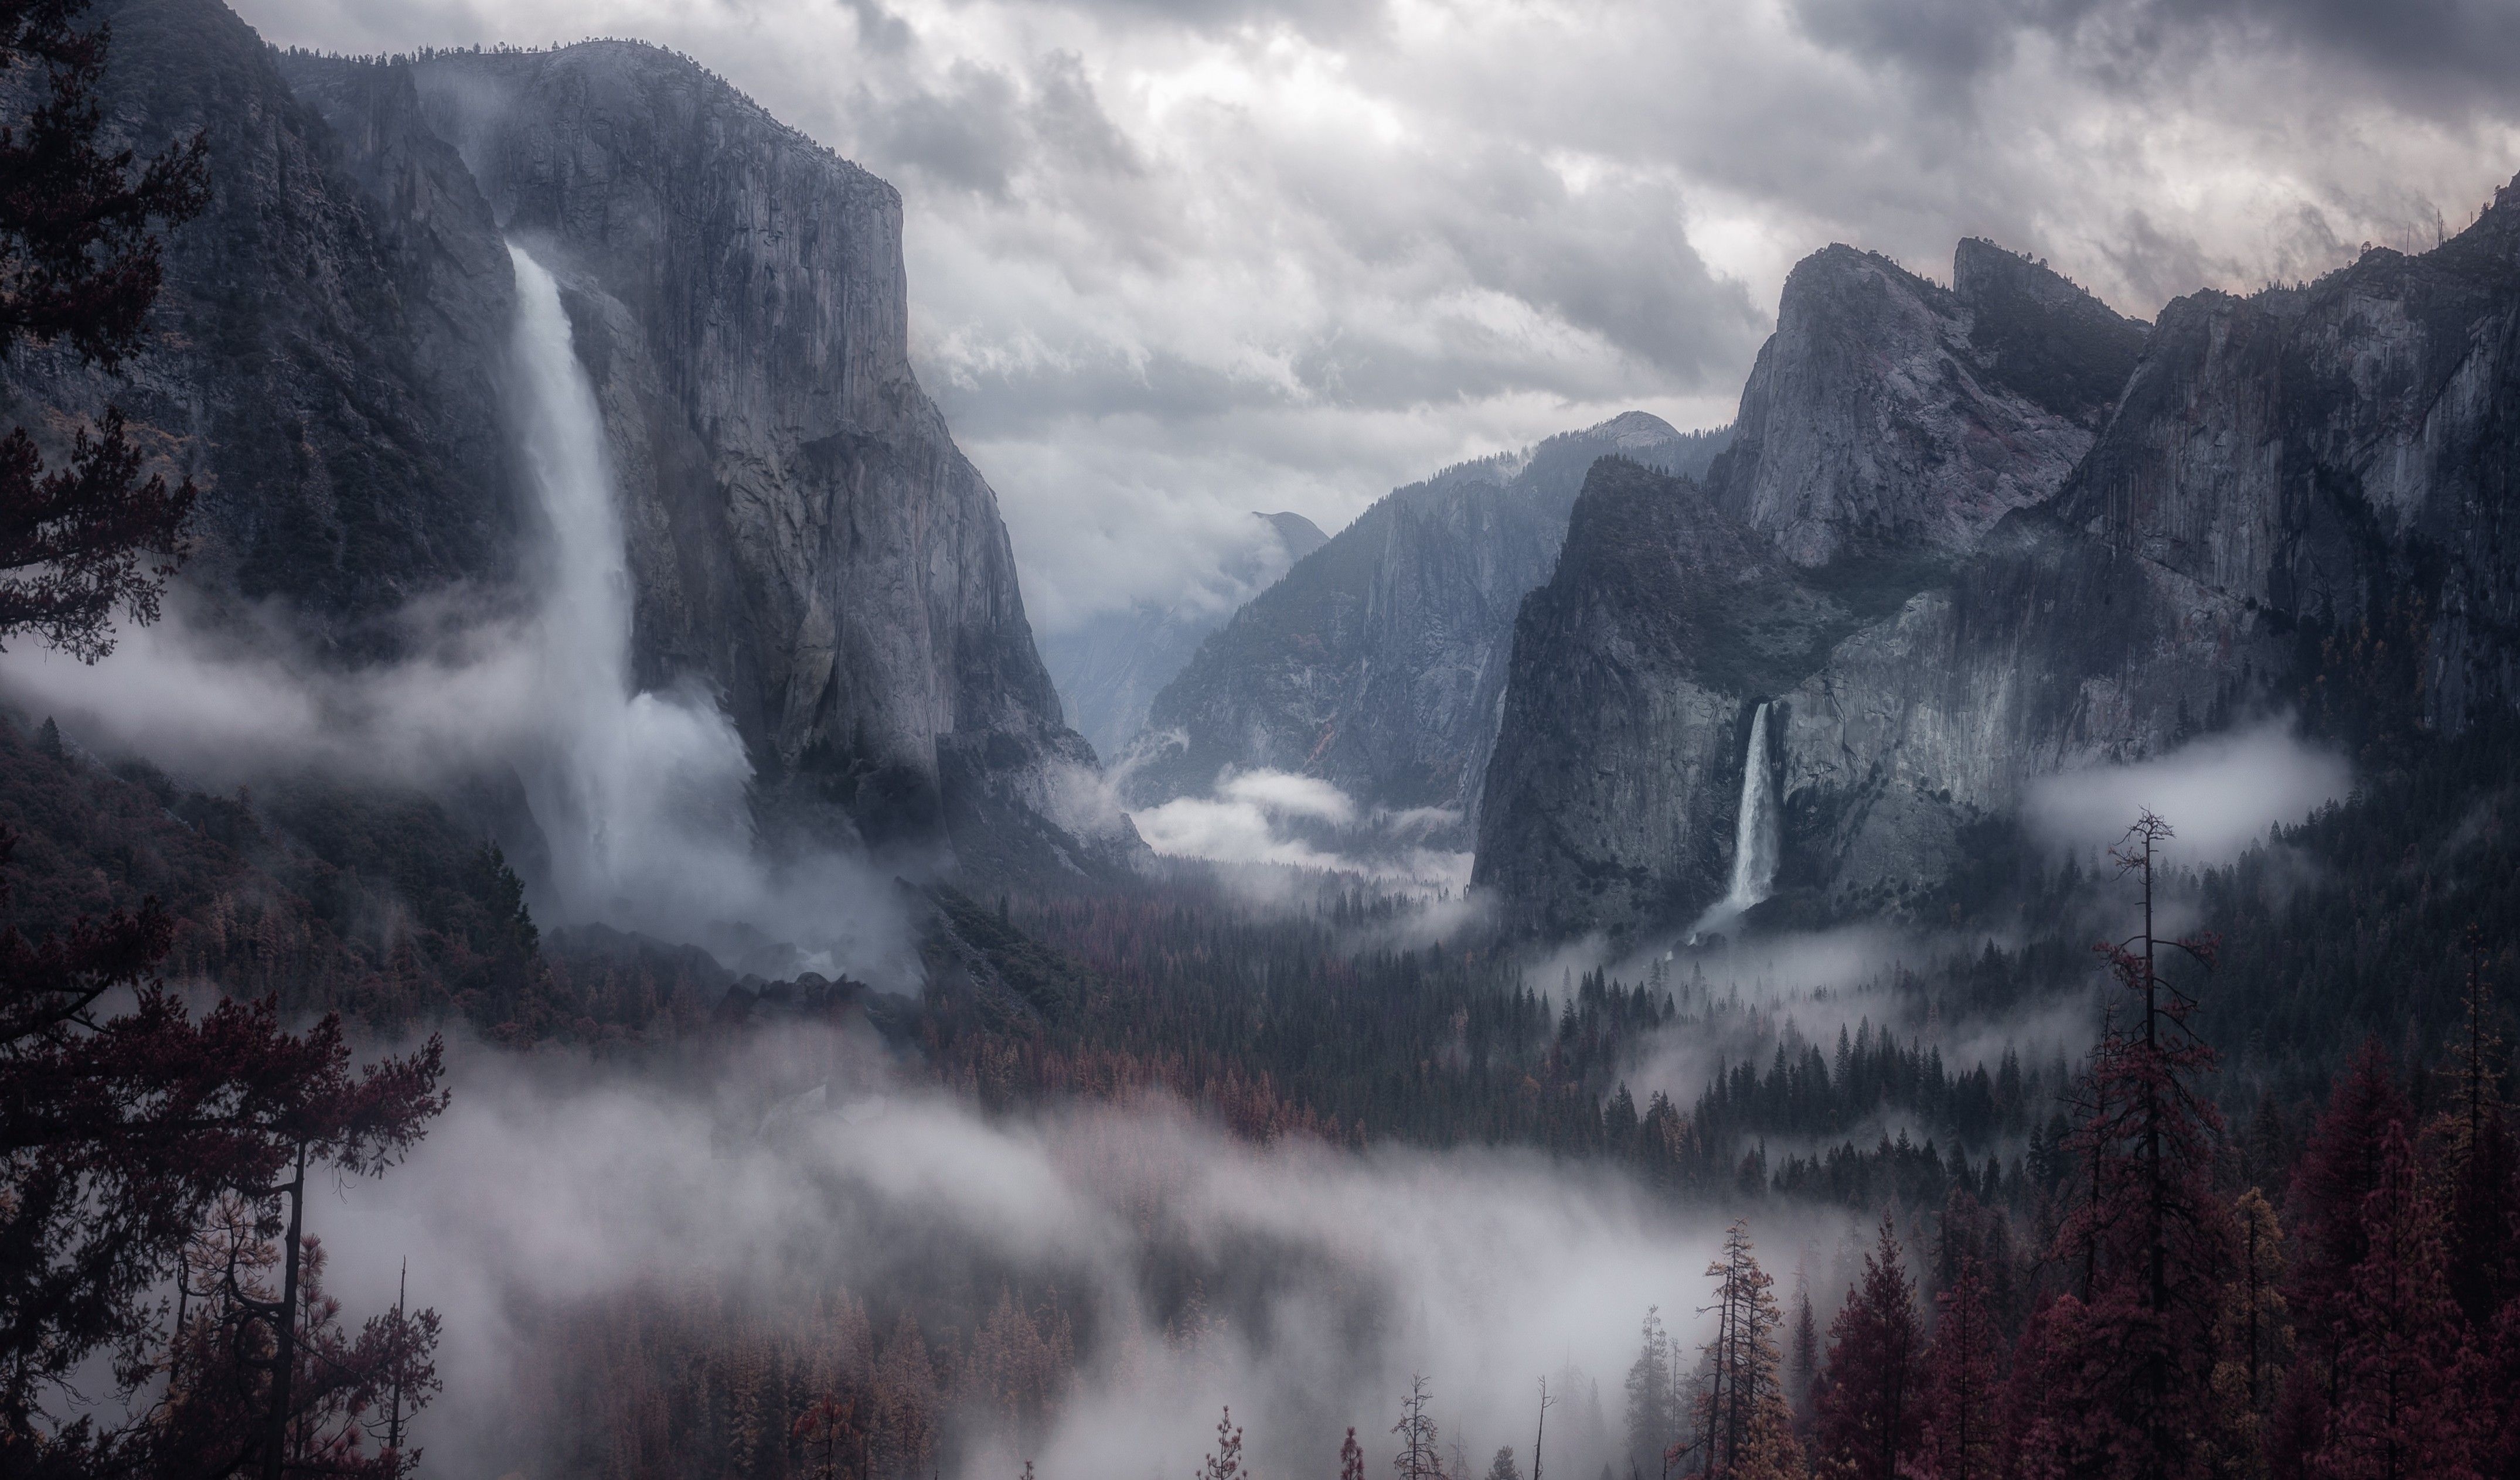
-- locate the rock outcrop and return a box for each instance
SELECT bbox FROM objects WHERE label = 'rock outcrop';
[1476,240,2230,934]
[1121,414,1730,840]
[0,0,526,652]
[1702,242,2143,565]
[1480,195,2520,939]
[2,0,1131,885]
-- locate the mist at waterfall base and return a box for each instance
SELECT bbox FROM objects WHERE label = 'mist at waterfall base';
[309,1025,1807,1480]
[0,244,915,983]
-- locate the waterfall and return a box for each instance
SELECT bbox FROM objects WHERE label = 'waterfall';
[1722,700,1780,911]
[505,243,758,929]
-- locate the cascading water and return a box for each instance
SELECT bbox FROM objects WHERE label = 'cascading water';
[1721,700,1780,912]
[505,243,761,929]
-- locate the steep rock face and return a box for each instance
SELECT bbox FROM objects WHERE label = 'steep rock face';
[1476,240,2212,935]
[1479,195,2520,939]
[1704,242,2141,565]
[1,0,1129,884]
[1472,459,1873,934]
[1041,511,1327,759]
[0,0,523,653]
[311,43,1120,872]
[2057,193,2520,729]
[1122,414,1729,836]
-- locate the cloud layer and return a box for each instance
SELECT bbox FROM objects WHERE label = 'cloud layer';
[312,1032,1800,1479]
[227,0,2520,632]
[2025,719,2352,865]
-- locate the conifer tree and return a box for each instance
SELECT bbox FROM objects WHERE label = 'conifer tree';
[1627,1307,1678,1476]
[1694,1220,1801,1480]
[1395,1375,1448,1480]
[1814,1218,1922,1480]
[2306,1123,2480,1480]
[2433,942,2514,1330]
[1912,1256,2001,1480]
[2271,1041,2416,1480]
[2211,1188,2290,1478]
[1200,1406,1245,1480]
[2017,813,2237,1480]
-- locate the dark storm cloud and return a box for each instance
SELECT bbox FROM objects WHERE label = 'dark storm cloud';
[866,60,1027,199]
[233,0,2520,632]
[1791,0,2520,114]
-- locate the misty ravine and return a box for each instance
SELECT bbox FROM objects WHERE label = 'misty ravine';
[4,2,2520,1479]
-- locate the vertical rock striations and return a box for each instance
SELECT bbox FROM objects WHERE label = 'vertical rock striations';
[1702,243,2141,565]
[1478,192,2520,940]
[2,0,1133,885]
[0,0,525,653]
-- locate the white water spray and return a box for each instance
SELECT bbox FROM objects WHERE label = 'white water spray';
[505,244,770,934]
[1722,701,1780,912]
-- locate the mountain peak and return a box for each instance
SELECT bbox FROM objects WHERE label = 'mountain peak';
[1586,410,1680,444]
[1257,510,1330,562]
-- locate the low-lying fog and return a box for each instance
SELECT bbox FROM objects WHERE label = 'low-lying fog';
[313,1031,1845,1479]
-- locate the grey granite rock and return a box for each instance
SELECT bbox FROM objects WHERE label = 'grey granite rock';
[1702,242,2140,567]
[1121,414,1731,842]
[1477,195,2520,940]
[2,0,1134,884]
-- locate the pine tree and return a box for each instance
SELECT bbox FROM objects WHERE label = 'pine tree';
[1486,1447,1525,1480]
[1912,1256,2002,1480]
[2308,1124,2481,1480]
[2020,813,2237,1480]
[2272,1041,2417,1480]
[1200,1406,1245,1480]
[1814,1218,1922,1480]
[1694,1220,1801,1480]
[2210,1189,2290,1478]
[1788,1284,1820,1434]
[2433,940,2514,1330]
[1626,1306,1679,1476]
[1344,1425,1368,1480]
[1395,1375,1448,1480]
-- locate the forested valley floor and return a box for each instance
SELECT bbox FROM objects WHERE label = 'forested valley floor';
[11,650,2520,1478]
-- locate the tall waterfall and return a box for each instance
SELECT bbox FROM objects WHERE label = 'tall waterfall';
[1722,700,1780,910]
[506,243,759,930]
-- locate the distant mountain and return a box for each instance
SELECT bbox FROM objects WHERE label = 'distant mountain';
[1476,196,2520,938]
[1041,511,1327,759]
[1118,414,1731,840]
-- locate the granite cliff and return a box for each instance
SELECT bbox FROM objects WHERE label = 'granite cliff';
[1121,414,1731,842]
[1473,209,2520,937]
[1,0,1130,889]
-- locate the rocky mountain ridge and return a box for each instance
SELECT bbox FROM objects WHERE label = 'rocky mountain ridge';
[1474,196,2520,939]
[1472,197,2520,937]
[1119,414,1731,841]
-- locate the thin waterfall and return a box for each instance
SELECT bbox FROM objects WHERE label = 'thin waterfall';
[1723,700,1780,910]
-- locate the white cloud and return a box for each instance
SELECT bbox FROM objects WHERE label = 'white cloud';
[224,0,2520,633]
[2025,718,2352,866]
[311,1032,1799,1478]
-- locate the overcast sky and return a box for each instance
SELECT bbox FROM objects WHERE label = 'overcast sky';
[236,0,2520,632]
